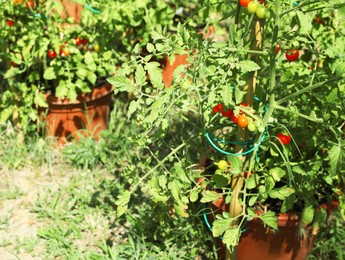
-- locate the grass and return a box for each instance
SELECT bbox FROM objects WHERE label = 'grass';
[0,98,343,259]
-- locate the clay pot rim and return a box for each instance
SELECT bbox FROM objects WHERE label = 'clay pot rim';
[45,84,113,106]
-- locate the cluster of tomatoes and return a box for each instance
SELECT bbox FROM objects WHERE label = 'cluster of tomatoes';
[47,38,100,59]
[213,103,265,132]
[239,0,270,19]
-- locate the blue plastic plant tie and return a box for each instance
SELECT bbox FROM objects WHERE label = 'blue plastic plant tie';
[85,3,101,14]
[293,1,298,6]
[205,130,266,156]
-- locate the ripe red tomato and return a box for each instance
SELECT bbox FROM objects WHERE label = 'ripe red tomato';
[25,0,35,8]
[81,39,88,45]
[47,49,57,59]
[277,133,291,145]
[6,20,15,27]
[275,43,281,54]
[239,0,252,8]
[237,115,249,128]
[213,104,223,113]
[75,37,82,45]
[285,49,299,61]
[221,108,234,117]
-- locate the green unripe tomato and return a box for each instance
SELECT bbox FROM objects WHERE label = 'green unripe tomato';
[258,126,265,133]
[247,1,258,13]
[247,123,257,132]
[256,6,266,19]
[217,160,228,171]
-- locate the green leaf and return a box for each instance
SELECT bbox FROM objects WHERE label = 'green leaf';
[115,191,131,217]
[212,218,232,237]
[258,210,278,230]
[4,67,21,79]
[146,43,155,53]
[43,67,56,80]
[200,190,222,203]
[213,173,230,188]
[237,60,260,73]
[189,189,199,202]
[168,180,182,202]
[268,186,295,200]
[221,85,232,107]
[174,203,189,218]
[146,62,164,89]
[301,205,315,227]
[297,12,313,35]
[329,143,344,176]
[107,75,133,93]
[269,167,286,182]
[226,155,242,174]
[174,161,190,184]
[76,68,88,79]
[248,196,257,206]
[246,173,259,189]
[87,72,97,85]
[234,88,246,105]
[127,100,138,118]
[35,93,48,108]
[84,51,94,65]
[223,228,240,249]
[135,64,147,86]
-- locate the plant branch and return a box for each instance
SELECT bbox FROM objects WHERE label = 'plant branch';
[274,105,323,122]
[275,78,337,105]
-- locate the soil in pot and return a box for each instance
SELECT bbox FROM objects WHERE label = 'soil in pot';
[39,84,113,146]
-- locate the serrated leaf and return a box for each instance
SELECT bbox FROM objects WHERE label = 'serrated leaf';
[297,12,312,35]
[189,189,199,202]
[146,62,164,89]
[84,51,94,65]
[168,180,182,202]
[212,218,232,237]
[174,203,189,218]
[213,173,230,188]
[226,155,242,174]
[301,205,315,227]
[4,67,21,79]
[200,190,222,203]
[135,64,147,86]
[329,143,344,176]
[35,93,48,108]
[221,85,232,107]
[146,43,155,53]
[115,191,131,217]
[174,161,190,184]
[107,75,133,93]
[246,173,259,189]
[237,60,260,73]
[268,186,295,200]
[258,210,278,230]
[223,228,240,249]
[269,167,286,182]
[248,196,257,206]
[127,100,138,118]
[43,67,56,80]
[234,88,246,105]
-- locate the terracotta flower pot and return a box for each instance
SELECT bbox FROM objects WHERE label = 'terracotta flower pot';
[206,198,339,260]
[161,53,189,88]
[39,84,113,145]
